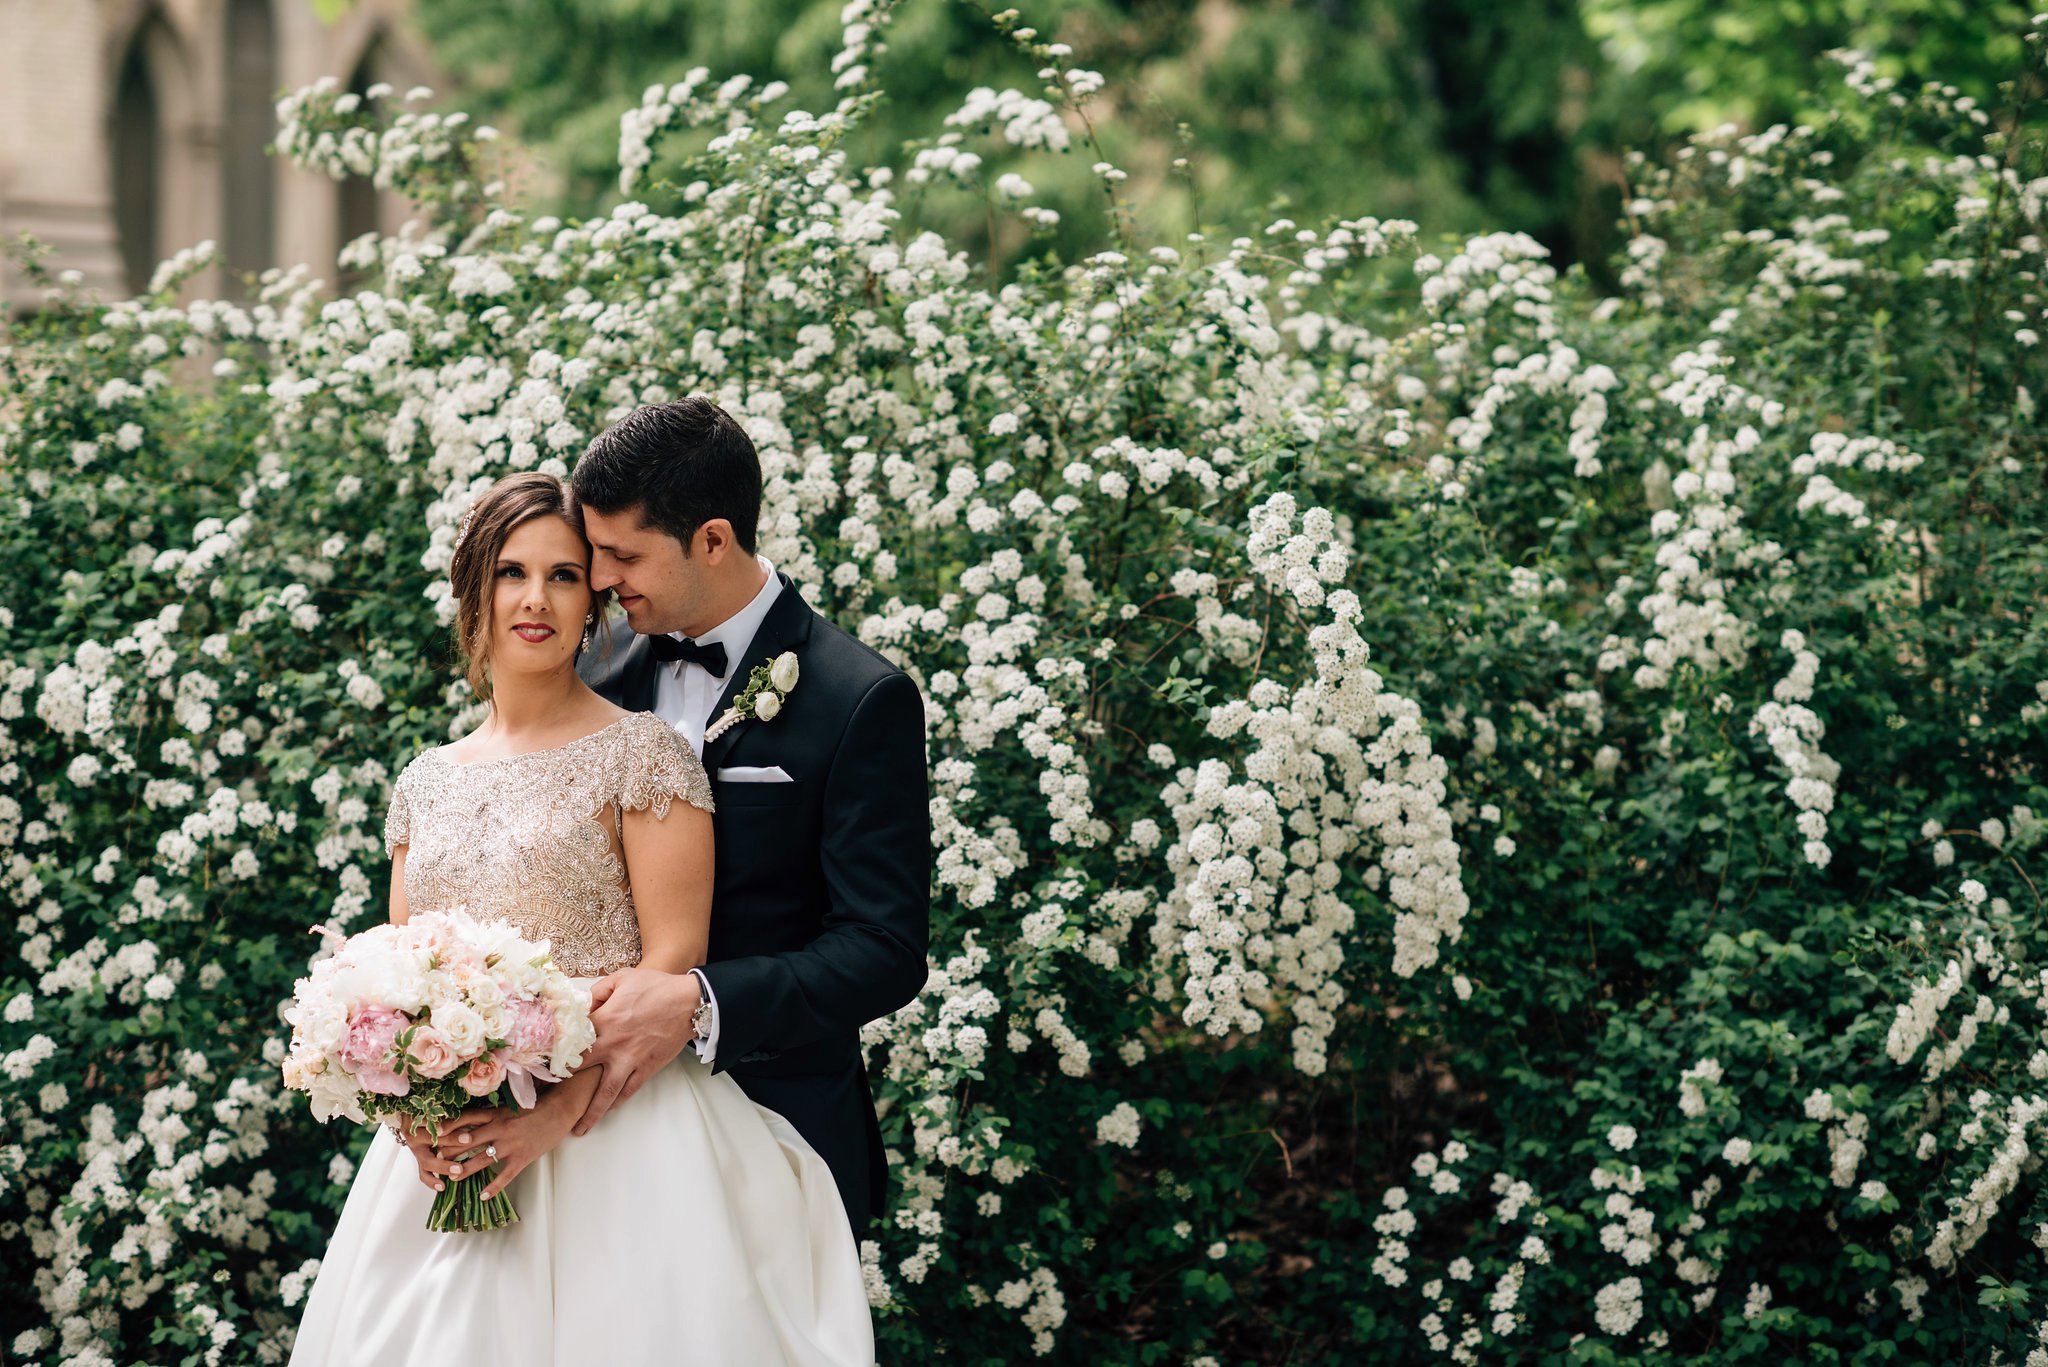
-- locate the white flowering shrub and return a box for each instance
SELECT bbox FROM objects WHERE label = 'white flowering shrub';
[3,6,2047,1363]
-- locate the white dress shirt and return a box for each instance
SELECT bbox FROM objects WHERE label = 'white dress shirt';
[647,555,783,1066]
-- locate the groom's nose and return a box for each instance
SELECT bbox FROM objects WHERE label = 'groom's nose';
[589,557,622,592]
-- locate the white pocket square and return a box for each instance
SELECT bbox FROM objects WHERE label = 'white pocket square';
[716,765,793,783]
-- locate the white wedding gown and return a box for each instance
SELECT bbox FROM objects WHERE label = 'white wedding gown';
[290,714,874,1367]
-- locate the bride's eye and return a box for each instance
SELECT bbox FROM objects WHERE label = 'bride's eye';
[496,566,524,580]
[551,569,583,583]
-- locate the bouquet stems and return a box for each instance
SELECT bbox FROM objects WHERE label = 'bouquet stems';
[425,1169,518,1233]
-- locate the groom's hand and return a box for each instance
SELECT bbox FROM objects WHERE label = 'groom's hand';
[573,966,701,1136]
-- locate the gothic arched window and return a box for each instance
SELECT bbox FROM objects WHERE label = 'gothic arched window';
[334,37,393,292]
[111,22,163,295]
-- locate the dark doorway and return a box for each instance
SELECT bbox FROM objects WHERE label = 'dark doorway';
[112,25,163,295]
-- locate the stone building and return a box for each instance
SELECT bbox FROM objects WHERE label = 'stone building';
[0,0,433,306]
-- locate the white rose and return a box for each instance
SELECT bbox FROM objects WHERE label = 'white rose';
[464,972,504,1010]
[770,651,800,693]
[433,1001,487,1056]
[753,690,783,721]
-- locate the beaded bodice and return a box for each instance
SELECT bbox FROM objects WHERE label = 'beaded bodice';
[383,712,714,976]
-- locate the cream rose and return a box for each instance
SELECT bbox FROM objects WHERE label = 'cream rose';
[770,651,800,693]
[432,1001,487,1056]
[753,690,783,721]
[464,971,504,1010]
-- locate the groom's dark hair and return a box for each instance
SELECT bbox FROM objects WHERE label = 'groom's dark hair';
[570,397,763,556]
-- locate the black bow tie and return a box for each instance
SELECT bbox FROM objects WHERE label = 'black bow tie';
[647,634,728,676]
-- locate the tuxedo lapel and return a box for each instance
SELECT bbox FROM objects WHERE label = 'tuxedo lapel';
[701,574,815,771]
[622,632,660,714]
[579,615,662,714]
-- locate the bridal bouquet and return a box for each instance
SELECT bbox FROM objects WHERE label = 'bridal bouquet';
[280,908,596,1232]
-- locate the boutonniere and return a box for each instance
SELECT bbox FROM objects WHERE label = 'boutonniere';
[704,651,800,744]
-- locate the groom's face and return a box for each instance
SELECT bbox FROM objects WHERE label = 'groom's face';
[582,504,704,637]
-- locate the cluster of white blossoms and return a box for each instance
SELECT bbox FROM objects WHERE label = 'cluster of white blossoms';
[944,86,1073,154]
[1149,493,1467,1073]
[993,1265,1066,1356]
[1885,940,1984,1073]
[1094,1102,1142,1149]
[1592,1276,1643,1336]
[1804,1091,1873,1190]
[1677,1057,1724,1119]
[1749,629,1841,867]
[1791,432,1923,529]
[1868,862,2048,1314]
[1616,357,1780,691]
[275,79,483,194]
[1925,1094,2048,1271]
[1363,1145,1555,1361]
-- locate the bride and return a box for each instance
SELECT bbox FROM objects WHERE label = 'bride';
[289,471,874,1366]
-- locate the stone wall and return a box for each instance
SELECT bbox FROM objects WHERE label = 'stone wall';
[0,0,433,308]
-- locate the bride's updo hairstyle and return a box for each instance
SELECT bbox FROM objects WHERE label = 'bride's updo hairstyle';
[447,471,607,700]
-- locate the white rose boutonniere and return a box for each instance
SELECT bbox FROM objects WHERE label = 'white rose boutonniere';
[704,651,801,745]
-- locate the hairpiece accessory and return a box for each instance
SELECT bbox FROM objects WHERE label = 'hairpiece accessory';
[453,504,479,554]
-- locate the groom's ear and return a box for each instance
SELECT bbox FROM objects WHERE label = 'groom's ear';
[695,518,742,564]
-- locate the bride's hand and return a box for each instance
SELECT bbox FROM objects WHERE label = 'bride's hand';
[434,1093,580,1201]
[390,1115,466,1193]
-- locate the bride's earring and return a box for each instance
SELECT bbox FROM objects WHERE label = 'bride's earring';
[579,621,593,654]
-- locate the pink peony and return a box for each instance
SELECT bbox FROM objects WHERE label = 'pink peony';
[503,996,557,1057]
[338,1005,406,1075]
[354,1062,410,1097]
[406,1025,462,1079]
[459,1053,507,1098]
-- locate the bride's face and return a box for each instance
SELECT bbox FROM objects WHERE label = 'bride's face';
[488,515,594,678]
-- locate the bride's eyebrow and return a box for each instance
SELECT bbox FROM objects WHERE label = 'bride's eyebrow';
[492,559,584,572]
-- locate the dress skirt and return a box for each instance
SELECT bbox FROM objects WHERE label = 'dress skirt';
[289,1049,875,1367]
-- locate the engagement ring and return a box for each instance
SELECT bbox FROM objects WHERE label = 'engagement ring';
[486,1144,498,1161]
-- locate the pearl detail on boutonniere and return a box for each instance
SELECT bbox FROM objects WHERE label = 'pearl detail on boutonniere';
[704,651,800,744]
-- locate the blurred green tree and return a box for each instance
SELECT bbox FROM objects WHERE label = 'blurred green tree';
[401,0,2038,272]
[409,0,1601,266]
[1584,0,2038,133]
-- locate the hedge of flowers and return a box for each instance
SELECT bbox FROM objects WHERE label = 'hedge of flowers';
[3,4,2046,1362]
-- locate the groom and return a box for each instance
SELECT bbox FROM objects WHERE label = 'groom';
[565,397,930,1235]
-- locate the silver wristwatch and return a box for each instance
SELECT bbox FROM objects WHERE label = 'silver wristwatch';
[689,972,714,1041]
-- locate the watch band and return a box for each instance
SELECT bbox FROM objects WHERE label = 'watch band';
[689,970,714,1041]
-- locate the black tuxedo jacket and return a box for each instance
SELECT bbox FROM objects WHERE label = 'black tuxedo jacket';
[577,575,930,1233]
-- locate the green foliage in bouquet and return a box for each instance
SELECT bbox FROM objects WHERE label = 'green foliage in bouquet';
[1,2,2046,1362]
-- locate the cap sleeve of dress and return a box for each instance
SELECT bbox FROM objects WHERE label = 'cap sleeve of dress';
[383,760,416,854]
[613,713,716,819]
